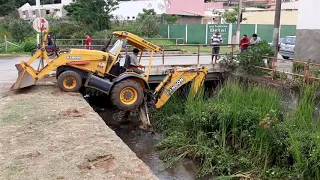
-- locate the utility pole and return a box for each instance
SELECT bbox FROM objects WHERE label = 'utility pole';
[272,0,282,57]
[236,0,243,45]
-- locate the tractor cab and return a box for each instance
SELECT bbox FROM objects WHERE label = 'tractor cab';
[106,31,162,82]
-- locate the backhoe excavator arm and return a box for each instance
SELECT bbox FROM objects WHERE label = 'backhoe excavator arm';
[153,67,208,109]
[138,67,208,131]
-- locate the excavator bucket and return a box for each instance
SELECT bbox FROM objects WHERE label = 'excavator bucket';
[10,63,36,90]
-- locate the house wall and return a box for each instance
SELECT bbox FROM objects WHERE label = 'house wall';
[175,16,203,24]
[243,10,298,25]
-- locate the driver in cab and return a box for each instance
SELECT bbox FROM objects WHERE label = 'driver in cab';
[127,48,145,74]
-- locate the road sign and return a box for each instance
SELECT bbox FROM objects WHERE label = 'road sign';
[33,18,49,32]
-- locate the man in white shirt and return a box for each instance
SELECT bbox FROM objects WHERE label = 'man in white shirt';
[250,33,261,45]
[211,30,223,63]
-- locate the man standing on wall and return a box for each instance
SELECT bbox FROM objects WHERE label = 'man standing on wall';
[211,30,223,64]
[84,32,93,50]
[240,35,250,53]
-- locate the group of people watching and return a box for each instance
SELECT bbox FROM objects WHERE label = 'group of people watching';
[211,30,261,63]
[239,33,261,52]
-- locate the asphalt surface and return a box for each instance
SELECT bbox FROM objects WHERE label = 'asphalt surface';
[0,54,293,97]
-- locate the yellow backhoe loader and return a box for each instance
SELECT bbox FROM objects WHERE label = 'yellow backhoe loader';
[11,29,208,129]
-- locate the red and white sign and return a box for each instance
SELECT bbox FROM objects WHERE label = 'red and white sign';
[33,18,49,32]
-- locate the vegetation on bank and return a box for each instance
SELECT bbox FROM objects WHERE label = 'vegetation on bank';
[153,80,320,179]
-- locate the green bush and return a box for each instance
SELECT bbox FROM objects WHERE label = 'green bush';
[0,15,35,42]
[236,41,274,75]
[22,37,37,52]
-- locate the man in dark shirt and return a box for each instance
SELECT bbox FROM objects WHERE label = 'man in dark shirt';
[240,35,250,53]
[47,34,53,46]
[84,32,93,50]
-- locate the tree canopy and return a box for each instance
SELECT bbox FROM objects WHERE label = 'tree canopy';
[64,0,118,31]
[222,8,247,23]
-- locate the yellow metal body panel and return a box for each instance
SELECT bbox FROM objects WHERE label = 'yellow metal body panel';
[113,31,162,52]
[154,67,208,109]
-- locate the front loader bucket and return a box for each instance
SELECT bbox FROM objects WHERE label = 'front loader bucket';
[10,63,36,90]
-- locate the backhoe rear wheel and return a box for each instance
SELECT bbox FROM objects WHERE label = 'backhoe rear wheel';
[57,71,82,92]
[110,79,144,111]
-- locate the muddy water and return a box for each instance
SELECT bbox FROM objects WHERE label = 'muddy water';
[83,93,208,180]
[96,107,207,180]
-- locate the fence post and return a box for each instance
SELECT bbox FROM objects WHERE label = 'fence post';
[197,45,200,66]
[254,24,258,34]
[303,62,307,83]
[4,35,7,52]
[231,44,234,60]
[271,58,275,80]
[185,24,188,44]
[205,24,208,44]
[228,24,232,45]
[162,48,165,65]
[307,62,310,85]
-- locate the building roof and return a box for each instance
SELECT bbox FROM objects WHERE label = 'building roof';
[268,1,299,10]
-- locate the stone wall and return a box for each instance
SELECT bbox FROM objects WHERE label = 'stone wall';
[295,29,320,63]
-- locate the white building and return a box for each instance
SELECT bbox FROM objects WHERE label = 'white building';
[18,0,72,21]
[111,1,167,21]
[18,0,169,21]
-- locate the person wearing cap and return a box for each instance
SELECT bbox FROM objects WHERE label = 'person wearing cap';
[84,32,93,50]
[240,34,250,53]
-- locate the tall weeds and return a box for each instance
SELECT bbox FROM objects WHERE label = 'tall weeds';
[155,80,283,178]
[154,80,320,179]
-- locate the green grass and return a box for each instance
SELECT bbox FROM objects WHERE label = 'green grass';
[0,52,30,58]
[147,39,237,54]
[153,80,320,179]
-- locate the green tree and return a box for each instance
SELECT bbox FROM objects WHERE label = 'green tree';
[162,14,179,24]
[0,0,16,16]
[222,7,247,23]
[64,0,118,31]
[0,15,34,42]
[135,9,159,37]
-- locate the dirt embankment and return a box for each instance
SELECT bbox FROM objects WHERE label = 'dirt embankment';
[0,85,157,180]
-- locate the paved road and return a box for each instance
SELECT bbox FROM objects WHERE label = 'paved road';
[0,54,293,97]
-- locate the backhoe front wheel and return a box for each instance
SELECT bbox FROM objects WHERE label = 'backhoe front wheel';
[110,79,144,111]
[57,71,82,92]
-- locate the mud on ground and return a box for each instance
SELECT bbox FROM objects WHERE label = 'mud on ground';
[0,85,157,180]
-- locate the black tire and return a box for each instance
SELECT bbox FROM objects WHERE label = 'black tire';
[282,56,289,59]
[57,71,82,92]
[110,79,144,111]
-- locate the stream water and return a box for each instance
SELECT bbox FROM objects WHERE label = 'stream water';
[84,93,210,180]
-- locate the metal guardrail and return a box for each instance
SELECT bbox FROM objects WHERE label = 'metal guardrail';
[56,38,185,45]
[55,43,239,65]
[54,39,320,84]
[253,56,320,85]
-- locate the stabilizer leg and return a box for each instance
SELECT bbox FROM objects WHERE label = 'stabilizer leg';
[138,100,154,132]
